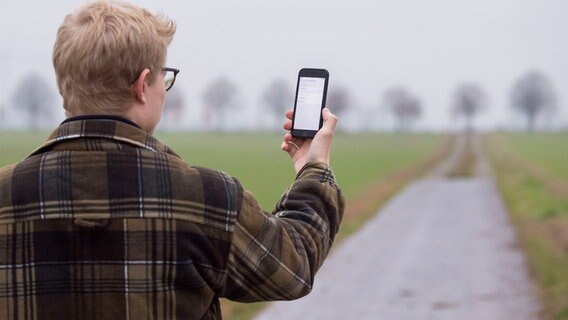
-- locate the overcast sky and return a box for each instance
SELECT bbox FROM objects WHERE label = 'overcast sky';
[1,0,567,130]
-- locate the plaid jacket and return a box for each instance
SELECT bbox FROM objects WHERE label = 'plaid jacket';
[0,117,345,320]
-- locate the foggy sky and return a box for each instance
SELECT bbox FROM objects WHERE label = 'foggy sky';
[1,0,567,130]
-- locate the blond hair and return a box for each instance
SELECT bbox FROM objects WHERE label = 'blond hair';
[53,0,176,116]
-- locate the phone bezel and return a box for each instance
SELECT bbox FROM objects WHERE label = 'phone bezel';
[291,68,329,138]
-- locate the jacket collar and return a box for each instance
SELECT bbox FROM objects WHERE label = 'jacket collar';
[61,114,142,129]
[29,116,180,158]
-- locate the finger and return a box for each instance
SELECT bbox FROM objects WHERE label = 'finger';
[283,132,304,145]
[320,108,338,131]
[285,110,294,120]
[281,132,294,152]
[281,139,299,156]
[283,119,293,131]
[287,140,300,151]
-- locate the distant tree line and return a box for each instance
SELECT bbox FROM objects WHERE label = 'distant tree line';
[450,71,556,132]
[5,69,559,132]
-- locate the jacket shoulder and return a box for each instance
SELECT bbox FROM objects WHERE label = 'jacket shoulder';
[156,155,245,232]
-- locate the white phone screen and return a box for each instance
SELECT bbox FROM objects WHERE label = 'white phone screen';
[294,77,325,130]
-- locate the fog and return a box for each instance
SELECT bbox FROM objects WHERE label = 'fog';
[1,0,567,131]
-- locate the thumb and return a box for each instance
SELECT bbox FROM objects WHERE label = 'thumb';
[321,108,338,131]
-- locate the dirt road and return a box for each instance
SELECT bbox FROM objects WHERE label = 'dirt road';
[255,136,540,320]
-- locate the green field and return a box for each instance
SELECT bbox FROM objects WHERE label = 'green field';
[0,132,48,166]
[485,133,568,319]
[493,133,568,180]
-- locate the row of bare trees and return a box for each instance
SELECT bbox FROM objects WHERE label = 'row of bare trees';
[202,70,558,132]
[3,70,560,131]
[450,71,556,132]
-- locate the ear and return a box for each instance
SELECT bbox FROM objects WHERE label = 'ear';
[132,68,151,104]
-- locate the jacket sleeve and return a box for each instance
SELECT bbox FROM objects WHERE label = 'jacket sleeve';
[220,161,345,302]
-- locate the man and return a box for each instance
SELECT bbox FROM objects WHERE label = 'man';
[0,1,344,319]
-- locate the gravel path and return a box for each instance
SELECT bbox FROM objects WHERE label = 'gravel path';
[255,135,541,320]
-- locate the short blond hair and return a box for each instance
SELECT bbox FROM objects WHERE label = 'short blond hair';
[53,0,176,116]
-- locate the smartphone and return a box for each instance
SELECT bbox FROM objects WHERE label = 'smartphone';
[291,68,329,138]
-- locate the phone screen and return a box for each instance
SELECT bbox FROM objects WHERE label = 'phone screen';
[294,77,326,130]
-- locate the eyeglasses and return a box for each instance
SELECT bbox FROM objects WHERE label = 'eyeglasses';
[162,67,180,92]
[131,67,180,92]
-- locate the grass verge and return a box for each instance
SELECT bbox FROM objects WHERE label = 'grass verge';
[484,134,568,320]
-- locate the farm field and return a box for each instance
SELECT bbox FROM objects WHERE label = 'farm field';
[485,133,568,320]
[0,131,47,166]
[492,133,568,180]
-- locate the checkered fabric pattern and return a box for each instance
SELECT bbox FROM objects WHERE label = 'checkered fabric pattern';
[0,117,344,320]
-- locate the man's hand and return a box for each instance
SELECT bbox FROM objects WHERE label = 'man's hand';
[280,108,338,173]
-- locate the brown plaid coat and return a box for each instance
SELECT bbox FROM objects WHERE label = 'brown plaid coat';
[0,117,345,320]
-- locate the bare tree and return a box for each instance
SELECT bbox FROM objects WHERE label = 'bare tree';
[12,73,54,130]
[202,78,240,131]
[327,85,350,117]
[451,83,486,132]
[511,71,556,131]
[162,86,185,130]
[383,87,421,132]
[262,78,292,125]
